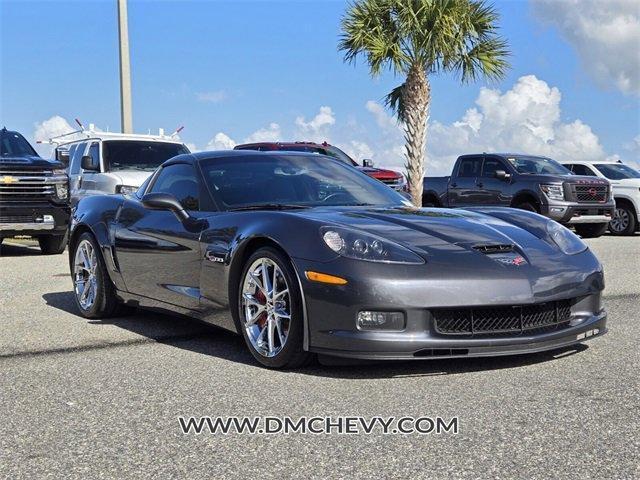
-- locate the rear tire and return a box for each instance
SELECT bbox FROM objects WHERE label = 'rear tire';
[574,223,608,239]
[39,233,68,255]
[609,204,636,236]
[70,232,121,318]
[238,247,312,369]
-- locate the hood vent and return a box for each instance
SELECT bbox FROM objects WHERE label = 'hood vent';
[473,244,514,254]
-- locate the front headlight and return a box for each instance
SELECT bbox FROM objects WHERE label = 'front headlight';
[116,185,138,195]
[546,221,587,255]
[540,183,565,201]
[53,168,67,175]
[55,183,68,199]
[321,226,424,264]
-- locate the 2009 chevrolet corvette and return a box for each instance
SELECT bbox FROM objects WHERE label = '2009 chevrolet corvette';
[69,151,607,368]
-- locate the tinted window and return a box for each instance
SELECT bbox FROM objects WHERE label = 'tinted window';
[0,131,38,157]
[88,142,100,169]
[570,164,596,176]
[457,157,482,177]
[482,158,506,177]
[70,142,87,175]
[150,163,200,210]
[103,140,189,172]
[594,163,640,180]
[200,154,404,209]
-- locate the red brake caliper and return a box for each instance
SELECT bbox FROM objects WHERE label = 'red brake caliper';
[255,288,268,328]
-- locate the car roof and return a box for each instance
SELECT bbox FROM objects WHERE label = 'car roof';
[561,160,621,165]
[235,141,331,149]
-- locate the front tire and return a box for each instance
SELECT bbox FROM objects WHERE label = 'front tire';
[515,202,538,213]
[71,232,121,318]
[609,204,636,236]
[574,223,608,238]
[238,247,312,369]
[39,233,67,255]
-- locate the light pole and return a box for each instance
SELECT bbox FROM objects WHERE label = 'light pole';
[117,0,133,133]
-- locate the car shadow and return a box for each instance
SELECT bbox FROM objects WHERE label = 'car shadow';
[0,241,43,257]
[42,290,589,378]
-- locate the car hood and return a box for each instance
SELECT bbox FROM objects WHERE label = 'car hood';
[609,178,640,188]
[107,170,154,187]
[357,166,402,180]
[520,173,609,185]
[0,155,64,170]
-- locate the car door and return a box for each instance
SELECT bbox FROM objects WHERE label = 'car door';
[77,141,101,198]
[113,162,204,310]
[448,156,483,206]
[477,156,512,206]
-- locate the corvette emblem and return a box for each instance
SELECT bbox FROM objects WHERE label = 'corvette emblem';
[493,254,528,266]
[1,176,17,184]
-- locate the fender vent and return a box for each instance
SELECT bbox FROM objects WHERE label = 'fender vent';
[472,244,514,254]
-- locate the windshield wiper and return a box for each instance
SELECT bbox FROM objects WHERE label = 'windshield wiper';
[228,203,311,211]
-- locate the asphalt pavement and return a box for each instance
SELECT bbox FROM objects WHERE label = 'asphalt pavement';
[1,235,638,479]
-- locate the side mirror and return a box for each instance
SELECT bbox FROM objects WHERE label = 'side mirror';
[362,159,374,168]
[81,155,99,172]
[495,170,511,181]
[141,192,189,222]
[56,150,70,167]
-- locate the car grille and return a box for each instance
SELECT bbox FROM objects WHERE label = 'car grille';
[0,215,37,223]
[571,184,608,203]
[431,299,573,337]
[0,170,56,202]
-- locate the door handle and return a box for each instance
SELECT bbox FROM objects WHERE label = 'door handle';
[451,182,458,188]
[476,182,484,188]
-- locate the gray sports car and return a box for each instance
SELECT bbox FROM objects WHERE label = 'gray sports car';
[69,151,607,368]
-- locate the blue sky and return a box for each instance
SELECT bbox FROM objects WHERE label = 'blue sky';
[1,0,639,173]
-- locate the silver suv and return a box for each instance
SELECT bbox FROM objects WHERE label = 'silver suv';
[55,131,189,205]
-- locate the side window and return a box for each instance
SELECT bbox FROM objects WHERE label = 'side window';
[150,163,200,211]
[69,143,84,175]
[482,158,506,178]
[456,157,482,178]
[571,164,596,176]
[88,142,100,170]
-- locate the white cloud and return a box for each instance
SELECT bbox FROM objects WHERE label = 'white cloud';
[196,90,227,103]
[205,132,236,151]
[532,0,640,95]
[343,140,373,162]
[244,122,282,143]
[294,106,335,141]
[365,100,400,132]
[32,116,78,157]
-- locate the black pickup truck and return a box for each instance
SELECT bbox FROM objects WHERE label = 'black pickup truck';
[0,128,70,254]
[422,153,615,238]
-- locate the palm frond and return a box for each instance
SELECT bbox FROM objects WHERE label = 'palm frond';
[384,83,407,123]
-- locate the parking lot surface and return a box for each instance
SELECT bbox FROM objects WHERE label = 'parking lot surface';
[1,236,638,479]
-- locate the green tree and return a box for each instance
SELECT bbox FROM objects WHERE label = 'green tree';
[339,0,510,206]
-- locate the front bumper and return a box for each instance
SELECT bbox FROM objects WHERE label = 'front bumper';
[542,201,614,225]
[293,251,606,360]
[0,202,70,237]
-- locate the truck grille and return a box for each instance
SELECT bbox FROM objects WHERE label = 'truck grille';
[432,299,573,337]
[571,184,608,203]
[0,170,58,202]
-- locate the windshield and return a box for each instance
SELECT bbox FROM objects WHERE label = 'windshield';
[594,163,640,180]
[507,156,572,175]
[201,154,405,209]
[0,131,38,157]
[103,140,189,171]
[323,145,358,166]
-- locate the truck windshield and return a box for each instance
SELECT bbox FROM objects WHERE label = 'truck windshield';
[0,131,38,157]
[103,140,189,171]
[594,163,640,180]
[507,156,572,175]
[323,145,358,166]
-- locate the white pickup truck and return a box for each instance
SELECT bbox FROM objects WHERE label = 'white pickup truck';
[563,160,640,236]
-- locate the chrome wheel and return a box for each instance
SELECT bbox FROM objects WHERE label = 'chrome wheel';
[610,208,630,233]
[73,239,98,310]
[241,257,291,357]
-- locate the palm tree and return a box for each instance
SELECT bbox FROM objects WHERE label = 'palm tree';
[339,0,510,206]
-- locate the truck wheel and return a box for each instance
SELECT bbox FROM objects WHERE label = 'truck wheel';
[515,202,538,213]
[574,223,608,239]
[608,204,636,236]
[38,233,68,255]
